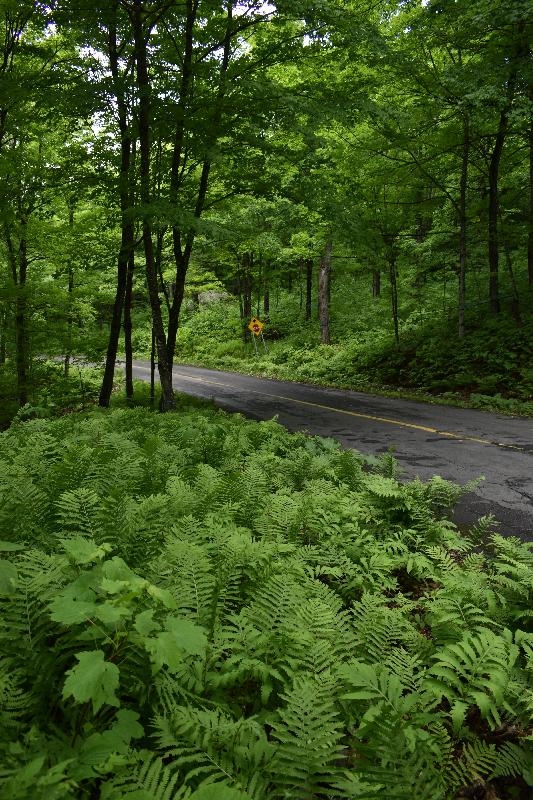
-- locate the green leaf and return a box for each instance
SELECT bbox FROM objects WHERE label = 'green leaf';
[62,537,112,564]
[50,596,99,624]
[0,540,25,552]
[80,710,144,767]
[134,609,161,637]
[0,559,18,595]
[63,650,120,713]
[145,617,207,674]
[450,699,468,733]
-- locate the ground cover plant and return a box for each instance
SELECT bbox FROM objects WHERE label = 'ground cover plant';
[1,406,533,799]
[0,360,108,430]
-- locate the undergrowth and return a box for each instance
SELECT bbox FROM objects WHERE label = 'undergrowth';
[0,360,109,429]
[1,406,532,798]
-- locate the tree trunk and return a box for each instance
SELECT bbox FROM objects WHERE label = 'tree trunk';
[388,251,399,345]
[131,0,175,411]
[166,1,233,369]
[64,264,74,378]
[15,234,28,406]
[318,240,332,345]
[124,248,135,401]
[529,88,533,289]
[5,219,29,406]
[263,265,270,320]
[372,269,381,298]
[458,115,469,338]
[150,326,155,405]
[64,199,75,378]
[305,258,313,320]
[487,73,516,315]
[0,307,6,364]
[242,254,252,331]
[99,15,135,407]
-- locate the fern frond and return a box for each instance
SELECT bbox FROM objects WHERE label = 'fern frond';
[269,675,345,798]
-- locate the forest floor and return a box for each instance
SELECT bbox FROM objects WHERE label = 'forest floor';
[131,361,533,541]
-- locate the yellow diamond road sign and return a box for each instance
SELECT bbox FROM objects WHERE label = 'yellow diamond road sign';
[248,317,264,336]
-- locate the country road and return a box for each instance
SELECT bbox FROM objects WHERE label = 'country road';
[131,361,533,541]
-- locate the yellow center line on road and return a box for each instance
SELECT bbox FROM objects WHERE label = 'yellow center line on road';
[133,365,527,452]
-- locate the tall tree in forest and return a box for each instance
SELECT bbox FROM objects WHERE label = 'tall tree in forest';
[98,2,137,407]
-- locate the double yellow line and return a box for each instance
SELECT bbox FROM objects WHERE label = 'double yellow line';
[135,366,527,453]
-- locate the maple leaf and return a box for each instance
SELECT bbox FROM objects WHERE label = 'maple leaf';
[63,651,120,713]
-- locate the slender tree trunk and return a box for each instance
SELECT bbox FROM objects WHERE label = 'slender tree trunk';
[263,262,270,319]
[15,231,28,406]
[243,254,252,323]
[499,209,522,324]
[131,0,175,410]
[318,240,332,345]
[64,265,74,378]
[5,219,29,406]
[372,269,381,298]
[256,253,262,317]
[387,247,399,345]
[305,258,313,320]
[150,326,155,405]
[124,248,135,401]
[458,115,469,338]
[488,74,516,315]
[99,15,135,407]
[528,88,533,289]
[236,268,244,326]
[64,199,75,378]
[166,1,233,369]
[0,307,6,364]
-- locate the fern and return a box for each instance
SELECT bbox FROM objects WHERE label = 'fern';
[1,407,532,800]
[269,675,345,798]
[101,751,190,800]
[425,628,518,730]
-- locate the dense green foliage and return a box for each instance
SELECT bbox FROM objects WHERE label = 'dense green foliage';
[0,360,110,429]
[1,407,533,798]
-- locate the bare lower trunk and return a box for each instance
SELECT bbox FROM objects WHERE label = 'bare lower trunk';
[124,248,134,401]
[16,236,28,406]
[305,258,313,320]
[132,0,174,410]
[242,254,252,340]
[529,94,533,288]
[99,15,135,407]
[64,265,74,378]
[388,254,399,345]
[488,73,515,315]
[372,269,381,298]
[318,240,332,345]
[150,326,155,405]
[501,219,522,324]
[458,115,469,338]
[0,307,6,364]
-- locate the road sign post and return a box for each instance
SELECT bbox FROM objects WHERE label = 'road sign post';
[248,317,267,354]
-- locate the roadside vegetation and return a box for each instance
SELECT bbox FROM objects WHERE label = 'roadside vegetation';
[2,406,533,799]
[171,281,533,416]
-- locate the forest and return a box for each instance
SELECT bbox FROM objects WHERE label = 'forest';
[1,1,533,798]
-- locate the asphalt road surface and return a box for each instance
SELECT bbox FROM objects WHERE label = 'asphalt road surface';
[131,361,533,541]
